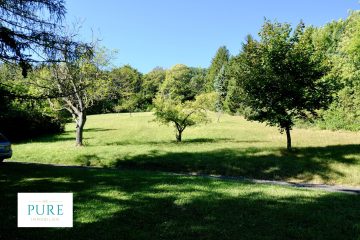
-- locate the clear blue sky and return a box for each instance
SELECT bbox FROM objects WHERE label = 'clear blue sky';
[65,0,359,73]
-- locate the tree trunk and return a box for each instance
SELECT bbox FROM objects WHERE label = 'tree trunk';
[75,112,86,146]
[217,111,222,123]
[176,130,182,142]
[285,126,292,151]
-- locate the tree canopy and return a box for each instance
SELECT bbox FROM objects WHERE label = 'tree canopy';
[0,0,83,77]
[206,46,230,92]
[153,93,210,142]
[160,64,194,101]
[229,21,335,150]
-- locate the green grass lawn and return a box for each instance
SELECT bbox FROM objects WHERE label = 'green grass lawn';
[1,162,360,240]
[3,113,360,239]
[11,112,360,186]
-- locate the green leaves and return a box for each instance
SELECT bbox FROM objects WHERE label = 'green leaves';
[227,20,335,149]
[206,46,230,92]
[153,92,211,141]
[160,64,207,102]
[317,11,360,130]
[109,65,143,112]
[160,64,194,101]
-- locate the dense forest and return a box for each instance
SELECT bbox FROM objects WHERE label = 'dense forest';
[1,11,359,145]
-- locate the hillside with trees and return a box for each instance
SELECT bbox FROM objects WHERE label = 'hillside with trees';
[1,6,360,147]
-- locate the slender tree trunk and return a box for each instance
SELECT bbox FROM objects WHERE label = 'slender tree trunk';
[285,126,292,151]
[176,129,182,142]
[75,112,87,146]
[217,111,222,123]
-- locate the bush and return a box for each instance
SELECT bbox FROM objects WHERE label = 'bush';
[0,109,64,142]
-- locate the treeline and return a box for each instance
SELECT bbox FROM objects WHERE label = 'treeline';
[87,65,209,114]
[91,11,360,134]
[100,11,360,132]
[1,11,359,147]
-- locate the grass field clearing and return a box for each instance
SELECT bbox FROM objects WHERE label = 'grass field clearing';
[10,112,360,186]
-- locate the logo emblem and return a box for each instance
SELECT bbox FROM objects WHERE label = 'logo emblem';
[18,193,73,227]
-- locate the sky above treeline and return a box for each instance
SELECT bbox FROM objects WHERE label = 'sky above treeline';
[66,0,359,73]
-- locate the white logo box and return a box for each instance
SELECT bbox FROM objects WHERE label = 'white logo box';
[18,193,73,228]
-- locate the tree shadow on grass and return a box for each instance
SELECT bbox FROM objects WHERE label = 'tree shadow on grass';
[113,144,360,184]
[75,154,102,167]
[84,128,117,133]
[106,138,268,146]
[27,136,78,143]
[64,128,116,133]
[0,162,359,240]
[12,133,76,144]
[21,128,115,143]
[17,127,113,144]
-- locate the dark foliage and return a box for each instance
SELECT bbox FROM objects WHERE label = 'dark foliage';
[0,110,64,142]
[0,86,64,142]
[0,0,90,78]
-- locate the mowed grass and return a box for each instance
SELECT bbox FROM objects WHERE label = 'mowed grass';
[11,112,360,186]
[1,163,360,240]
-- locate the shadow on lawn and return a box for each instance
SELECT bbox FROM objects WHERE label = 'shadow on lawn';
[18,128,115,144]
[106,138,268,146]
[0,162,359,240]
[75,154,102,166]
[113,144,360,183]
[83,128,117,133]
[65,128,116,133]
[14,134,77,144]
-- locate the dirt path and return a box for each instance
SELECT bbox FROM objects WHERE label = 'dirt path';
[173,172,360,195]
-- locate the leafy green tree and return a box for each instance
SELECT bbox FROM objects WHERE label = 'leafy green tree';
[189,67,207,96]
[110,65,143,113]
[231,21,334,150]
[312,11,360,131]
[141,67,166,108]
[34,42,110,146]
[327,12,360,129]
[0,63,65,141]
[311,19,345,57]
[206,46,230,92]
[110,65,143,96]
[223,55,246,114]
[153,93,210,142]
[161,64,194,101]
[114,93,143,116]
[213,65,228,121]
